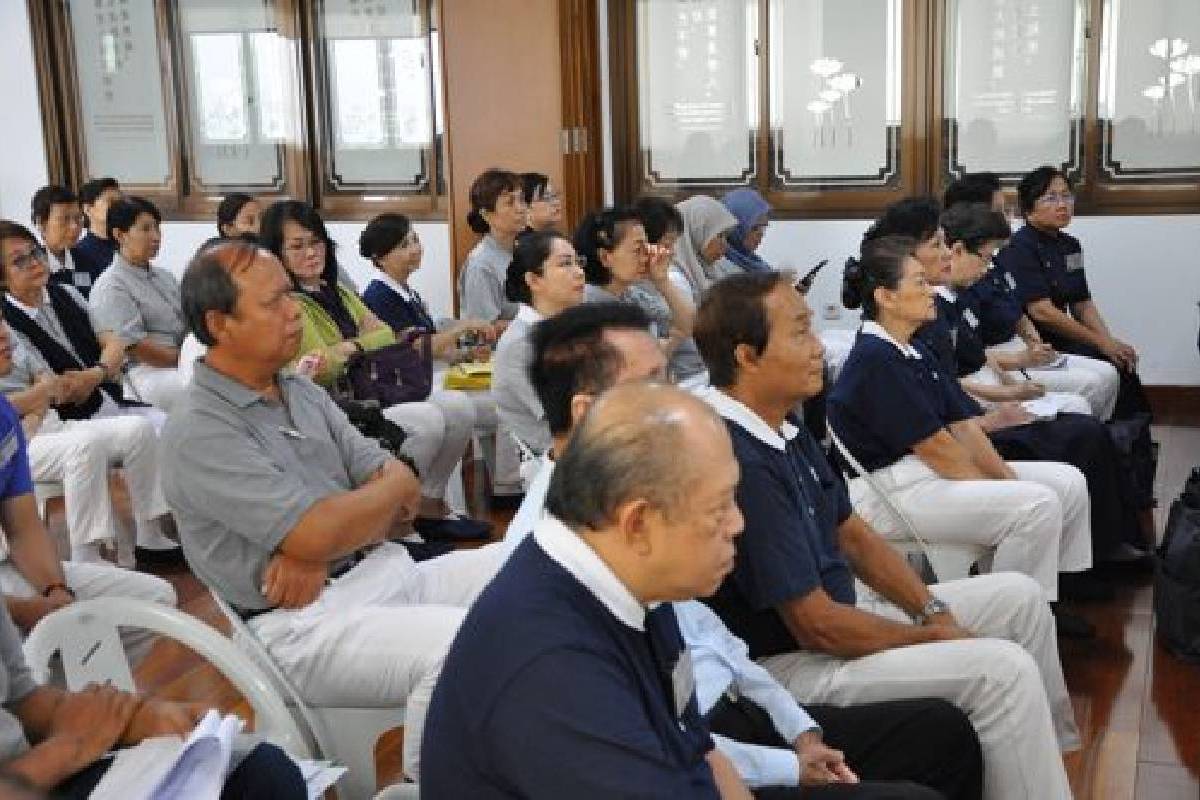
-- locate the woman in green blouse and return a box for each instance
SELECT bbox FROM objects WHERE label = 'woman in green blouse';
[260,201,488,541]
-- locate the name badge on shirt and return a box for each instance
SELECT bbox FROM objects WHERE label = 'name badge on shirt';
[1064,252,1084,272]
[0,431,18,470]
[671,649,697,722]
[963,308,979,329]
[1004,272,1017,291]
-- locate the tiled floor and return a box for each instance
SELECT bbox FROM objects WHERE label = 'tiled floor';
[51,429,1200,797]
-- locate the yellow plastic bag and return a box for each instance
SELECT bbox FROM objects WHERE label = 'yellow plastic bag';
[443,361,492,390]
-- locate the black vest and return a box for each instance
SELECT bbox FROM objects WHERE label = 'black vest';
[2,284,125,420]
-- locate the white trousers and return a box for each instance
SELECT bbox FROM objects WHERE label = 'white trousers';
[26,416,167,548]
[382,389,475,500]
[962,365,1092,417]
[0,558,176,664]
[989,337,1119,420]
[761,572,1076,800]
[248,542,503,780]
[126,365,185,413]
[849,457,1093,601]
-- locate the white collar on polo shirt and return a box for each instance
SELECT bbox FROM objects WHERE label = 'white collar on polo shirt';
[935,285,957,302]
[377,272,415,302]
[515,304,543,325]
[5,290,47,319]
[860,320,922,359]
[698,386,799,452]
[533,513,648,631]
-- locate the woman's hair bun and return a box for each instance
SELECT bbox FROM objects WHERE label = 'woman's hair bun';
[841,256,865,310]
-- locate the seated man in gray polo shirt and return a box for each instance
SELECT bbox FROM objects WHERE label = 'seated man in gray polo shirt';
[161,239,501,782]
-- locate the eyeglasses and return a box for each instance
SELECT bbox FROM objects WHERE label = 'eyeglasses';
[400,234,421,249]
[535,190,562,204]
[1037,192,1075,207]
[5,246,47,272]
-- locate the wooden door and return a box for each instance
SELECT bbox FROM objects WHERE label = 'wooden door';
[437,0,603,312]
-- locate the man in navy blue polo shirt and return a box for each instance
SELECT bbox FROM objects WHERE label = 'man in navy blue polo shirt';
[693,271,1077,800]
[422,383,747,798]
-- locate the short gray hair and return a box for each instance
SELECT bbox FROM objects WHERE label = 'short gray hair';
[545,383,706,528]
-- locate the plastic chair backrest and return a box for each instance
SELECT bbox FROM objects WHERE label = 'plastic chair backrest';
[209,593,332,752]
[828,425,985,582]
[23,597,311,757]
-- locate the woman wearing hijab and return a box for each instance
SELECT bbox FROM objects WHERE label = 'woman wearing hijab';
[666,195,738,381]
[721,188,773,273]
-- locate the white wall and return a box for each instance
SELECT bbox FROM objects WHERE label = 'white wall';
[757,215,1200,385]
[2,2,1197,383]
[0,1,49,224]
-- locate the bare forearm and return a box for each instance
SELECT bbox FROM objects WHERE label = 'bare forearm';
[950,420,1013,479]
[2,736,88,790]
[1028,302,1105,350]
[782,602,942,659]
[1074,301,1112,339]
[654,279,696,337]
[1015,315,1042,345]
[706,749,752,800]
[129,340,179,368]
[280,474,411,561]
[5,387,48,417]
[838,517,932,617]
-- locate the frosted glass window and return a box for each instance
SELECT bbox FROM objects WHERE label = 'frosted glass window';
[68,0,171,184]
[769,0,902,188]
[943,0,1086,179]
[319,0,434,189]
[178,0,298,190]
[1098,0,1200,180]
[636,0,757,188]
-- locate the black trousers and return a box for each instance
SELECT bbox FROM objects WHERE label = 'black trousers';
[990,411,1142,560]
[1046,336,1152,420]
[706,695,983,800]
[53,741,307,800]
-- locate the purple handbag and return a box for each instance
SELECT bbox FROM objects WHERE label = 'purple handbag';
[338,328,433,407]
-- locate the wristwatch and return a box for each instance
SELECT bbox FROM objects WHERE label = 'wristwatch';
[914,595,950,626]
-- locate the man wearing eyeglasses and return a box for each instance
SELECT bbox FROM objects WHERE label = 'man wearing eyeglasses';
[30,186,101,300]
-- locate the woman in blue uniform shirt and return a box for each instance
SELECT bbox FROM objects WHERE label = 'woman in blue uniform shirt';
[828,235,1090,607]
[871,199,1147,583]
[995,166,1149,419]
[938,203,1152,573]
[944,174,1120,420]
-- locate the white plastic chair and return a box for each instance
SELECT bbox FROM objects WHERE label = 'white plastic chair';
[210,594,407,800]
[33,480,64,520]
[22,596,310,757]
[829,426,990,582]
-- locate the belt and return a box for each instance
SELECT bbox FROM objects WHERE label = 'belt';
[233,548,372,622]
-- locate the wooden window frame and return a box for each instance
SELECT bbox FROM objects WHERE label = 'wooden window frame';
[612,0,1200,218]
[27,0,447,222]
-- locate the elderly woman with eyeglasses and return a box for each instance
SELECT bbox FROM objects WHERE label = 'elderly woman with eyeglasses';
[994,166,1149,419]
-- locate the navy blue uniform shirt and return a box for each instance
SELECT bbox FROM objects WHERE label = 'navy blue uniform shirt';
[960,262,1025,346]
[995,224,1090,315]
[361,279,437,333]
[914,293,990,381]
[421,529,717,799]
[703,391,856,660]
[828,323,977,474]
[70,232,116,291]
